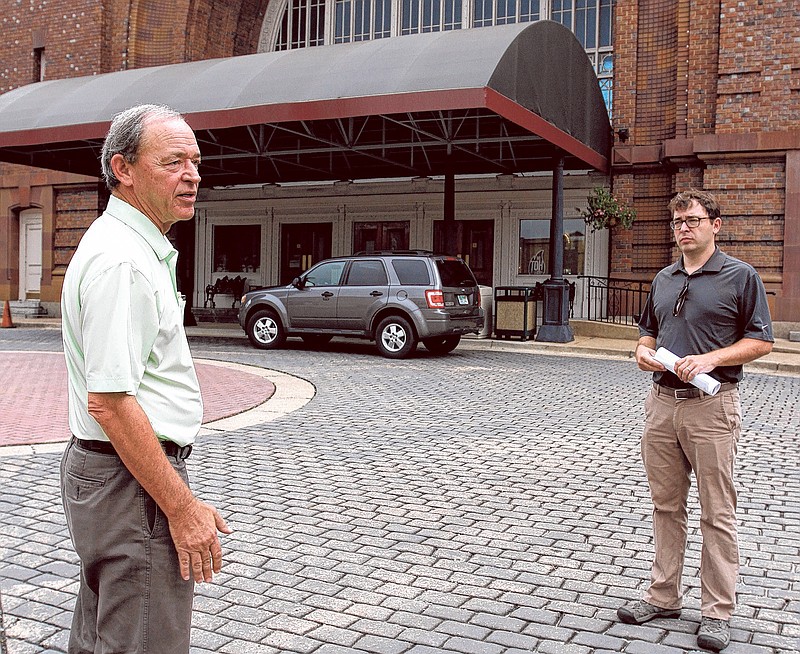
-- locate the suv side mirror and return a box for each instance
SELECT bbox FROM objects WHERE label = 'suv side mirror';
[291,276,305,289]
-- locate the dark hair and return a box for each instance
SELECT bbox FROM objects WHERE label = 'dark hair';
[668,189,721,220]
[100,104,184,191]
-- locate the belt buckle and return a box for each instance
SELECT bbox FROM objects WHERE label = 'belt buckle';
[177,444,193,459]
[674,388,696,400]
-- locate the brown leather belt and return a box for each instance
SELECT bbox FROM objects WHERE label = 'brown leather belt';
[654,382,738,400]
[71,435,192,460]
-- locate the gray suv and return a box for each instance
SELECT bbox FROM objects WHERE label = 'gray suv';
[238,251,483,358]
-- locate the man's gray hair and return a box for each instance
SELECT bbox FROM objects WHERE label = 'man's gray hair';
[100,104,184,191]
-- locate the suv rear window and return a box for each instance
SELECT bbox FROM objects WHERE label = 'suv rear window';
[391,259,431,285]
[436,259,478,287]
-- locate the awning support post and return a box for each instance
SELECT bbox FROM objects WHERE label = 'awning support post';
[536,154,574,343]
[442,156,458,256]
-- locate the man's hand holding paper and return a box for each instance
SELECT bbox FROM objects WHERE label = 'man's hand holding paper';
[635,338,667,373]
[653,347,721,395]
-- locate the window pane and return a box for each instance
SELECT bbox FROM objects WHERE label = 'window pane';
[436,259,478,286]
[519,0,539,22]
[375,0,391,37]
[310,0,325,45]
[443,0,462,29]
[473,0,492,26]
[599,0,612,46]
[551,0,572,29]
[496,0,516,25]
[392,259,432,285]
[574,0,597,48]
[346,260,389,285]
[600,77,613,113]
[402,0,420,34]
[518,219,585,276]
[214,225,261,273]
[276,4,290,50]
[335,1,350,42]
[305,261,345,287]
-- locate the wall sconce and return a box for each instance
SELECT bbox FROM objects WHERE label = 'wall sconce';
[617,128,630,143]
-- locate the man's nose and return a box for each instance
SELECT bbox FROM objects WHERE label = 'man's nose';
[183,161,201,183]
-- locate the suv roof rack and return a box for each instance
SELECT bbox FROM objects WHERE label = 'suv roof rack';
[353,249,434,256]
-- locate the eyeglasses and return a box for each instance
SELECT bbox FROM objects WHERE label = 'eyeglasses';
[673,277,689,317]
[671,216,710,230]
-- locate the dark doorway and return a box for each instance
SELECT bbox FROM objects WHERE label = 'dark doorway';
[280,223,332,284]
[434,219,494,286]
[353,221,409,253]
[167,218,196,325]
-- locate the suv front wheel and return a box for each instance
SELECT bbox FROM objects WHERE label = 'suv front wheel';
[247,309,286,350]
[375,315,417,359]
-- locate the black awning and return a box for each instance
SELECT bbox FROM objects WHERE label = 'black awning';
[0,21,610,184]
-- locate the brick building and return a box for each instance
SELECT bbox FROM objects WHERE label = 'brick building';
[0,0,798,326]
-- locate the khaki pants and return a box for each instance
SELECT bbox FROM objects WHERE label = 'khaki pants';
[60,440,194,653]
[641,385,742,620]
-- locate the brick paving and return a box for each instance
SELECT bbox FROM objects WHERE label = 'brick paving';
[0,349,275,447]
[1,327,798,654]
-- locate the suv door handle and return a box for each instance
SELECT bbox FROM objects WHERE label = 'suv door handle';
[370,291,383,297]
[321,291,334,298]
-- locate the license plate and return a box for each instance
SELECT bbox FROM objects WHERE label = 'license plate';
[457,294,469,305]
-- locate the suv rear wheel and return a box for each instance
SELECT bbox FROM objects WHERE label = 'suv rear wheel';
[247,309,286,350]
[375,315,417,359]
[423,335,461,355]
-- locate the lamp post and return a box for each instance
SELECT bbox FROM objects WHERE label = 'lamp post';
[536,154,574,343]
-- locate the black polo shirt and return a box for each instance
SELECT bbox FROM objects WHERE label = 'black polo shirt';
[639,247,774,387]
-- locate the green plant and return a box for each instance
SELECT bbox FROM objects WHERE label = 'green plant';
[578,187,637,232]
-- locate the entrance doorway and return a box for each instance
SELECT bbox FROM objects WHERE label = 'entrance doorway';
[280,223,332,284]
[353,221,409,253]
[434,219,494,286]
[19,209,42,299]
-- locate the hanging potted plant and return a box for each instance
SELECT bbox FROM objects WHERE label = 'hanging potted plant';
[579,187,637,232]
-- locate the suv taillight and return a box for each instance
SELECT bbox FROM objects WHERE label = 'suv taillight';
[425,289,444,309]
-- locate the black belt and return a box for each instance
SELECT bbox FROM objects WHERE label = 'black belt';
[654,382,738,400]
[71,436,192,460]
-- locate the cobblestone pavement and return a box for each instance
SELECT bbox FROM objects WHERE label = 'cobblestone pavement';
[1,328,798,654]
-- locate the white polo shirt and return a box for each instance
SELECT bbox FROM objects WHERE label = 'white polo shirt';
[61,195,203,446]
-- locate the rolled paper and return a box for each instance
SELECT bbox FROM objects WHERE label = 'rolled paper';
[653,347,722,396]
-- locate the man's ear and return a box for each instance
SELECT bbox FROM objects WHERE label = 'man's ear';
[110,153,134,188]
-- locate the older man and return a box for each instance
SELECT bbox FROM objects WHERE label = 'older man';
[61,104,231,653]
[617,189,773,652]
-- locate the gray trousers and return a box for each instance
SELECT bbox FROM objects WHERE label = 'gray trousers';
[60,440,194,653]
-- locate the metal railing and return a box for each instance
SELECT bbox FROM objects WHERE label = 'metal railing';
[579,275,651,326]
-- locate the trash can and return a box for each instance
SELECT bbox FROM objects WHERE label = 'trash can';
[493,286,538,341]
[477,286,493,338]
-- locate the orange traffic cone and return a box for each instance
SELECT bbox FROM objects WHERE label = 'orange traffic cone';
[1,300,14,328]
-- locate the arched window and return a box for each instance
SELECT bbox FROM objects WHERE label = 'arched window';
[262,0,614,109]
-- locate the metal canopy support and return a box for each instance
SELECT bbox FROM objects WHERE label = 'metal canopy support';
[536,153,574,343]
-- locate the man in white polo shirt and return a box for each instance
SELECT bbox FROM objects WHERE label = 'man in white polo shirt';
[61,104,231,653]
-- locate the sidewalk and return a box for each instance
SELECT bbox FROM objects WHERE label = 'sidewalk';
[7,317,800,376]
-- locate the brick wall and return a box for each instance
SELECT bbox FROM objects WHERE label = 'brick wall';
[716,0,800,132]
[0,0,104,93]
[53,185,98,270]
[611,0,794,315]
[703,161,785,275]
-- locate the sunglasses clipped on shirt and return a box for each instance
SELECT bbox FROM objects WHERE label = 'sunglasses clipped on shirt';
[670,216,710,230]
[673,277,689,317]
